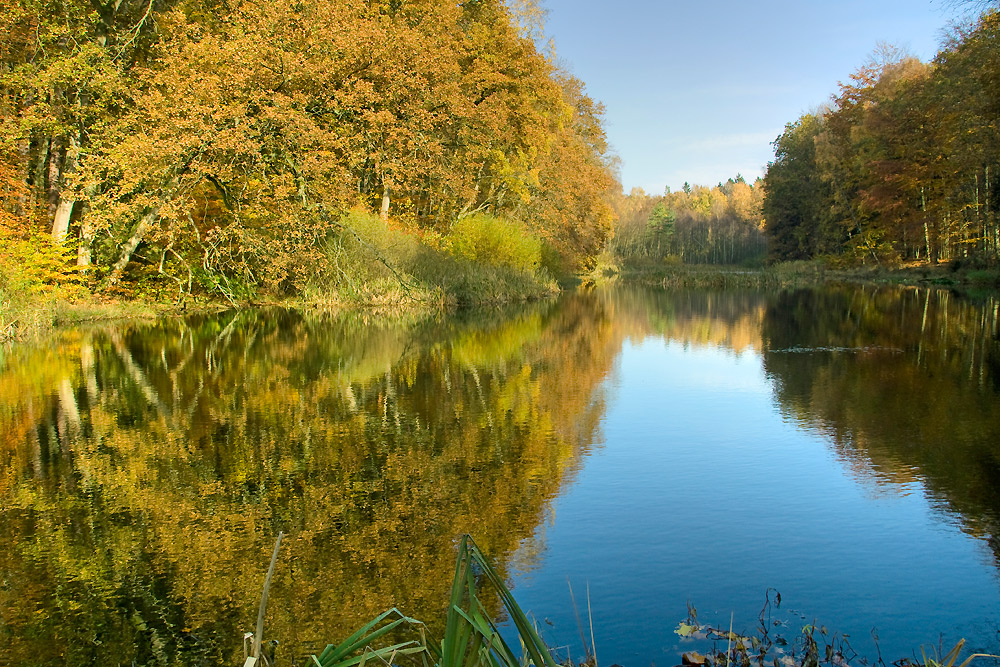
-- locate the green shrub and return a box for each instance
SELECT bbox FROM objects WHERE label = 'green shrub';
[446,214,542,274]
[967,268,1000,287]
[410,246,556,306]
[310,208,429,304]
[308,209,557,307]
[0,234,86,340]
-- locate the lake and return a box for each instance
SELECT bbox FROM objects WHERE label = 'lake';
[1,284,999,666]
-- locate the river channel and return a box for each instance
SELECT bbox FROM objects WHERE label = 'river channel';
[1,284,999,666]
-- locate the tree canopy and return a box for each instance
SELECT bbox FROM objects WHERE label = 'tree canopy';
[611,176,767,266]
[762,13,1000,266]
[0,0,618,303]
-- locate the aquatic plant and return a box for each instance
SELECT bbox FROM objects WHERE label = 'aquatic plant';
[675,591,999,667]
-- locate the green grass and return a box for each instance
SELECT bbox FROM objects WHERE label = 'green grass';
[0,292,56,342]
[590,257,1000,293]
[310,535,559,667]
[589,261,826,290]
[966,269,1000,288]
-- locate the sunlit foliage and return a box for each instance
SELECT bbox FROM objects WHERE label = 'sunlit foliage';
[763,13,1000,266]
[610,177,767,266]
[0,0,618,306]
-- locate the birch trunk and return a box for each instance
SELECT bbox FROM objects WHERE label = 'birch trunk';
[50,133,79,243]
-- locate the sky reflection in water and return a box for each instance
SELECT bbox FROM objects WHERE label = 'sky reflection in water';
[508,310,1000,666]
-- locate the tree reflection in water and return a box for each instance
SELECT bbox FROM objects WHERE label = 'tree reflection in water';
[1,285,999,665]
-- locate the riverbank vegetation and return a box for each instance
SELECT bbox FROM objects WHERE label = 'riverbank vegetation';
[305,535,560,667]
[0,0,616,338]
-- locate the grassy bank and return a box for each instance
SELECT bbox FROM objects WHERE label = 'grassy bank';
[0,291,188,343]
[298,210,559,309]
[0,211,560,343]
[585,257,826,289]
[9,241,996,344]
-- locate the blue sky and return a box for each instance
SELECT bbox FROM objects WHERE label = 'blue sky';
[539,0,967,194]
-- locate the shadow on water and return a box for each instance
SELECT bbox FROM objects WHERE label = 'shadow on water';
[761,285,1000,565]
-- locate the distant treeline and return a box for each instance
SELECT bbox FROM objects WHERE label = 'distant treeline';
[0,0,617,305]
[762,11,1000,266]
[610,177,767,267]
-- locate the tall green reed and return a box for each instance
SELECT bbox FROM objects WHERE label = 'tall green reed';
[311,535,559,667]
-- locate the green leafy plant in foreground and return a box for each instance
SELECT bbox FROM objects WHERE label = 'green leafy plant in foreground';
[311,535,559,667]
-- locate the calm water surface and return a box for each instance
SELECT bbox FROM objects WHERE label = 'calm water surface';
[1,285,999,666]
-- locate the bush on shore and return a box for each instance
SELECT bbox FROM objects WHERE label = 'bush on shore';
[304,209,557,308]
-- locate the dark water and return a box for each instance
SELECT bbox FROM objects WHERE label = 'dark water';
[1,285,999,666]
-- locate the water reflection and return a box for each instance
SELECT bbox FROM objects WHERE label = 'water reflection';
[506,285,1000,665]
[0,294,617,665]
[2,284,1000,665]
[761,286,1000,562]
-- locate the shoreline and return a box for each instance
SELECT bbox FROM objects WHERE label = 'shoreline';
[4,261,997,344]
[589,260,1000,292]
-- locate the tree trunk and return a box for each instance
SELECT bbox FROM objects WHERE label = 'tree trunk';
[76,181,100,267]
[52,135,80,243]
[33,137,50,209]
[77,217,95,267]
[921,187,933,263]
[51,199,74,242]
[105,209,159,287]
[15,137,31,218]
[46,137,62,219]
[51,133,80,242]
[380,185,390,222]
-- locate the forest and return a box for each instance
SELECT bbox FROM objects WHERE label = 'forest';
[608,8,1000,275]
[5,0,1000,340]
[0,0,618,317]
[761,10,1000,267]
[609,176,767,267]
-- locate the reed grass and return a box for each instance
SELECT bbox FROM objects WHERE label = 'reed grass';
[919,640,999,667]
[310,535,559,667]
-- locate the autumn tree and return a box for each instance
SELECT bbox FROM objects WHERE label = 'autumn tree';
[611,178,766,266]
[762,15,1000,266]
[1,0,619,301]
